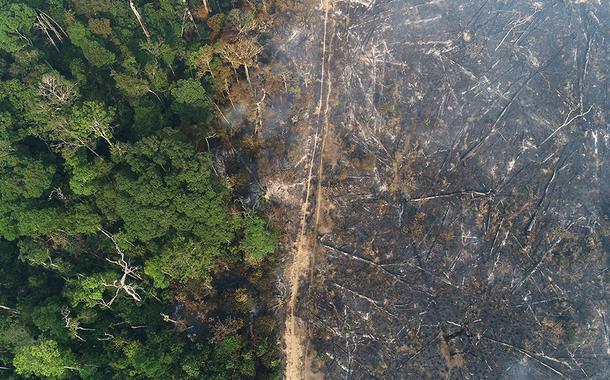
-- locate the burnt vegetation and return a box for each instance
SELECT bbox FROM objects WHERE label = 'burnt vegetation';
[255,0,609,378]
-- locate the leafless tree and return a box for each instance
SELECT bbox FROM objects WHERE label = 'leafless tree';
[61,307,95,342]
[97,229,143,308]
[38,74,78,109]
[128,0,151,41]
[34,11,67,50]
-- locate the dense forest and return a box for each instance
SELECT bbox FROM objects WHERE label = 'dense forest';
[0,0,281,378]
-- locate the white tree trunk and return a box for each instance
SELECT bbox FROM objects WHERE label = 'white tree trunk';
[244,65,251,87]
[129,0,151,41]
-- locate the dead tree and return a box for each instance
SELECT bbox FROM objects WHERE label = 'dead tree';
[180,0,197,37]
[255,89,266,134]
[38,74,77,109]
[192,45,214,79]
[51,106,115,155]
[408,190,491,202]
[538,106,593,147]
[98,229,142,308]
[128,0,151,41]
[482,336,569,379]
[513,237,562,292]
[88,117,114,148]
[61,307,95,342]
[97,333,115,341]
[34,11,68,50]
[0,305,18,314]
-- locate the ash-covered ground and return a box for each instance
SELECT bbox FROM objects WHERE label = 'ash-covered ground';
[261,0,609,378]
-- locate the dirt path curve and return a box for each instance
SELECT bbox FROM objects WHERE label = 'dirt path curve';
[283,1,334,379]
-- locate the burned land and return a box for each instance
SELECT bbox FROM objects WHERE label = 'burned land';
[257,0,610,379]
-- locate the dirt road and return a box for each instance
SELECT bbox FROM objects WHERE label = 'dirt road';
[283,1,334,379]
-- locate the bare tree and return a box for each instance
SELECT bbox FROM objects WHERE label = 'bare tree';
[128,0,151,41]
[61,307,95,342]
[33,11,68,50]
[38,74,77,109]
[97,229,142,308]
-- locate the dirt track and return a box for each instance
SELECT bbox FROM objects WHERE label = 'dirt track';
[282,1,335,378]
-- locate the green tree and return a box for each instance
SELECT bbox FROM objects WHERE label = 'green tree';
[31,303,70,342]
[0,79,49,136]
[121,333,181,379]
[61,101,114,151]
[0,2,35,53]
[145,237,221,288]
[0,153,58,240]
[241,211,278,265]
[13,340,74,378]
[65,272,118,309]
[111,71,150,98]
[0,112,15,162]
[171,79,208,108]
[64,150,109,196]
[98,131,233,245]
[170,79,210,123]
[189,44,215,79]
[0,156,54,201]
[0,319,30,350]
[17,238,66,272]
[66,22,116,67]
